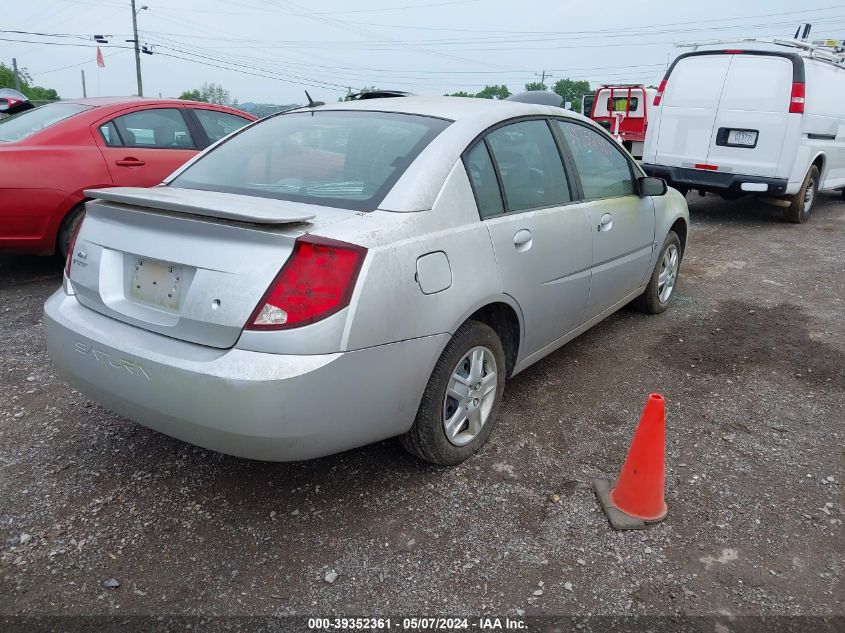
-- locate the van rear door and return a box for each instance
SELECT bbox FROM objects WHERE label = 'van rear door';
[705,54,793,177]
[653,54,731,168]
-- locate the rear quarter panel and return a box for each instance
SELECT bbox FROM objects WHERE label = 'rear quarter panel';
[316,160,510,352]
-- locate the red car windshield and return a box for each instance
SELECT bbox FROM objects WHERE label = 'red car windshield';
[0,103,92,142]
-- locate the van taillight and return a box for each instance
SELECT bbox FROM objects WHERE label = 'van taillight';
[789,82,805,114]
[246,235,367,330]
[653,79,667,106]
[64,218,85,278]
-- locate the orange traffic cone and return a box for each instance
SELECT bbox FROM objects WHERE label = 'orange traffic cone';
[593,393,668,530]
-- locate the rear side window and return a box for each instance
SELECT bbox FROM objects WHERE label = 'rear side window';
[105,108,195,149]
[556,121,634,199]
[192,108,251,143]
[465,142,504,218]
[0,103,91,142]
[485,120,571,212]
[170,110,450,212]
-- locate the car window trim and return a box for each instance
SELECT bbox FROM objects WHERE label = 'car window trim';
[181,107,211,149]
[461,114,582,219]
[108,107,199,151]
[185,107,253,149]
[551,117,644,201]
[98,120,125,147]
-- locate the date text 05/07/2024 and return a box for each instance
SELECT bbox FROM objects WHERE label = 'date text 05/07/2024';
[307,617,527,630]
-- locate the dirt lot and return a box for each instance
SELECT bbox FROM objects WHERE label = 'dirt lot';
[1,194,843,624]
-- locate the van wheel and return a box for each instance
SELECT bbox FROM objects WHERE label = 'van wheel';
[57,204,85,259]
[632,231,682,315]
[401,320,506,466]
[786,166,819,224]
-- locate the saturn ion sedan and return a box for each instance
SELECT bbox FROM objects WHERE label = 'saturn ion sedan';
[44,96,689,465]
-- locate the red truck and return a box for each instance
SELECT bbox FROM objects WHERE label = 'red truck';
[586,84,657,159]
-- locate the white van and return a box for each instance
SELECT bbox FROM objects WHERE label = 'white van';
[642,39,845,223]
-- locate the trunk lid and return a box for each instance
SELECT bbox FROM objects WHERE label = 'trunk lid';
[68,187,358,348]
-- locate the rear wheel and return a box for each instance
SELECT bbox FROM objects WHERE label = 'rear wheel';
[401,320,506,465]
[57,204,85,259]
[786,166,819,224]
[632,231,682,314]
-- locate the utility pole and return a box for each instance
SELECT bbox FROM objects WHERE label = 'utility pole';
[81,69,87,98]
[130,0,143,96]
[12,58,21,91]
[535,70,551,87]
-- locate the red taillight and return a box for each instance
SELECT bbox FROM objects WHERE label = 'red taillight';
[653,79,668,106]
[789,82,805,114]
[724,49,745,54]
[246,235,367,330]
[694,163,719,171]
[64,218,85,277]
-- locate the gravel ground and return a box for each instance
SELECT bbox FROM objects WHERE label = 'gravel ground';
[1,193,843,621]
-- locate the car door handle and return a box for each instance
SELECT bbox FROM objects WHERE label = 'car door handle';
[513,229,533,251]
[597,213,613,232]
[115,158,145,167]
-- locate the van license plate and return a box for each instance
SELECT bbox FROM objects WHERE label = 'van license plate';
[130,257,184,310]
[727,130,758,146]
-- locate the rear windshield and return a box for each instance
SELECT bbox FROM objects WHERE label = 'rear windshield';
[170,110,451,211]
[0,103,91,142]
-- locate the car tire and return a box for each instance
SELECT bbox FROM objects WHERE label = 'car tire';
[632,231,682,315]
[57,204,85,259]
[401,320,506,466]
[786,166,819,224]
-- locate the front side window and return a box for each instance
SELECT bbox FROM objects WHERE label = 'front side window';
[465,141,504,219]
[107,108,195,149]
[556,121,634,200]
[170,110,451,211]
[0,103,91,142]
[192,108,251,143]
[485,119,571,212]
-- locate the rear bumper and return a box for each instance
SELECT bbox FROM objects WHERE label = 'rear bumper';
[642,164,788,196]
[44,290,446,461]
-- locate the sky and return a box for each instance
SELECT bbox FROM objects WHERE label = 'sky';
[3,0,845,104]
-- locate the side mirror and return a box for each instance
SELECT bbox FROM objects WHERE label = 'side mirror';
[638,176,668,197]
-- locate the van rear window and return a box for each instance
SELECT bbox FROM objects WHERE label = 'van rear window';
[663,55,731,108]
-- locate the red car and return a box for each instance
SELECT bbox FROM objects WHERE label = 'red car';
[0,97,255,256]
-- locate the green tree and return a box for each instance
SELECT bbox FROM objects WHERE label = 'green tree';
[178,88,206,102]
[179,82,231,105]
[524,81,547,91]
[446,90,474,97]
[552,78,592,113]
[475,84,511,100]
[0,62,60,102]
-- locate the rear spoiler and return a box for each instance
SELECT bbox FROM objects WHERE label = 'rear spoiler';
[84,187,316,225]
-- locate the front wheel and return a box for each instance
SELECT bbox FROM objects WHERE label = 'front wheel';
[786,166,819,224]
[401,320,506,465]
[632,231,682,315]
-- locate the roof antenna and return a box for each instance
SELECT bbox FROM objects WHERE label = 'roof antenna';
[304,90,325,107]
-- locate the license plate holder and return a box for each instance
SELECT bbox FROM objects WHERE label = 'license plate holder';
[725,129,758,147]
[129,257,184,310]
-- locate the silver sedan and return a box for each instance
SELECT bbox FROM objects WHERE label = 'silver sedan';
[44,96,689,465]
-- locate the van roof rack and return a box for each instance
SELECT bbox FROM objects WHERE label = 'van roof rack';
[675,37,845,66]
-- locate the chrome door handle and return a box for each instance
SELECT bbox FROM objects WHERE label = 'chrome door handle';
[513,229,533,251]
[598,213,613,232]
